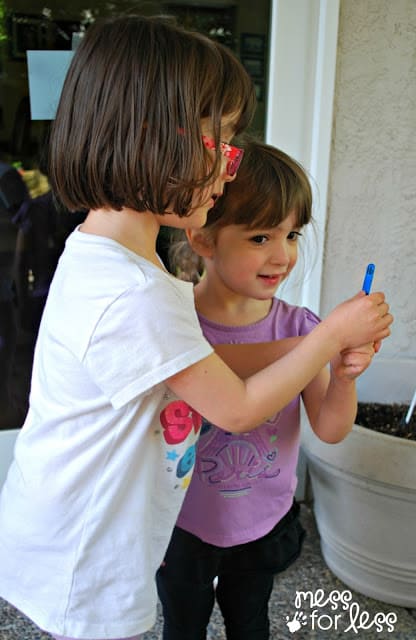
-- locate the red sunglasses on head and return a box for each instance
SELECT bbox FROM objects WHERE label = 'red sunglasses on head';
[202,135,244,177]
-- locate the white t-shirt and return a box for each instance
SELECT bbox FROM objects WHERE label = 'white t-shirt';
[0,229,212,638]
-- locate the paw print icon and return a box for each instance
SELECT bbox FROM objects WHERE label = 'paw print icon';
[286,611,308,633]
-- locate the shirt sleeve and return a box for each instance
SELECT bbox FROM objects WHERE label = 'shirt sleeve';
[298,306,321,336]
[83,275,213,409]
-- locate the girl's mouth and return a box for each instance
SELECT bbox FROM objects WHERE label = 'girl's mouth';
[258,274,284,286]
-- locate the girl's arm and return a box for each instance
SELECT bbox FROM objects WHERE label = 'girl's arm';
[302,343,375,443]
[216,337,374,444]
[166,291,392,434]
[213,337,302,377]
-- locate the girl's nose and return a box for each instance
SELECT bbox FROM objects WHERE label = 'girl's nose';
[271,241,290,265]
[223,170,237,183]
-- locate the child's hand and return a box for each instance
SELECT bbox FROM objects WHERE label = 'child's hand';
[325,291,393,351]
[331,343,376,382]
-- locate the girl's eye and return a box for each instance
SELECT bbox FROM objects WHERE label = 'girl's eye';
[250,235,269,245]
[287,231,303,241]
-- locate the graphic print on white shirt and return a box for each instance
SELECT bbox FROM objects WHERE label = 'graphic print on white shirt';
[158,392,203,490]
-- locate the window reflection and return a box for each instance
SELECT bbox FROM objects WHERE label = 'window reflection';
[0,1,270,429]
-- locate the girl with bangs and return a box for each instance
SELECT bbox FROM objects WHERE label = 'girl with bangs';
[0,16,392,640]
[157,138,390,640]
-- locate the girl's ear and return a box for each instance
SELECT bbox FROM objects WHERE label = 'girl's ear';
[185,229,214,258]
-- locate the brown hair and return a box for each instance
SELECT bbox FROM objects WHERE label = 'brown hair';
[169,137,313,282]
[205,136,313,234]
[48,15,256,215]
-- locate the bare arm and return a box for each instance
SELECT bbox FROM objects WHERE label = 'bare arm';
[302,343,376,443]
[213,337,302,377]
[166,291,392,434]
[215,334,373,443]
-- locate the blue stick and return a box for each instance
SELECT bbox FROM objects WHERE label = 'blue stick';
[362,263,375,295]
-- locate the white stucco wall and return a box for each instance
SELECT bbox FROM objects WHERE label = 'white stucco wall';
[320,0,416,403]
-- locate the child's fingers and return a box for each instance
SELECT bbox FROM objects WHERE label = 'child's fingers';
[341,353,373,368]
[341,342,375,358]
[374,340,382,353]
[335,291,393,349]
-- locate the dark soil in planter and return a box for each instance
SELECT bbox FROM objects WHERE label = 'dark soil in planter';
[356,402,416,442]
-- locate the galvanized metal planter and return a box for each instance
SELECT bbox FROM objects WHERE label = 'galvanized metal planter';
[302,423,416,607]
